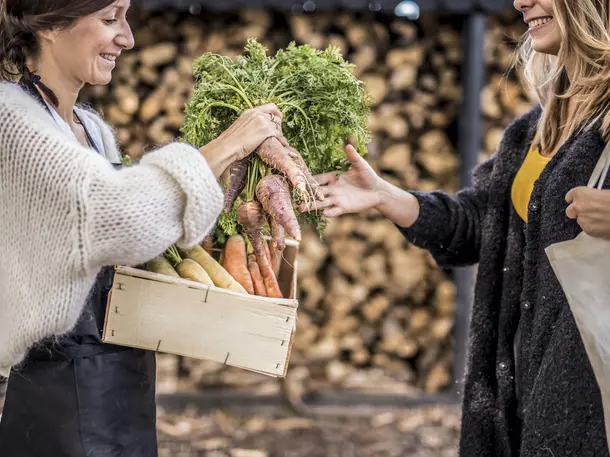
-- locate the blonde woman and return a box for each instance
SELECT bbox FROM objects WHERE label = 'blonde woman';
[304,0,610,455]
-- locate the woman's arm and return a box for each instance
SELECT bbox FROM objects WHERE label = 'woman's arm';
[307,145,496,267]
[390,154,495,266]
[1,92,223,273]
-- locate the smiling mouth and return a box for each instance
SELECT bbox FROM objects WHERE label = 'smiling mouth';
[527,16,553,29]
[100,54,117,62]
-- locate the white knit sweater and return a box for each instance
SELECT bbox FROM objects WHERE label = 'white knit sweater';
[0,82,224,376]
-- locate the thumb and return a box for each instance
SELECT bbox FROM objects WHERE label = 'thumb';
[566,187,584,204]
[345,144,364,168]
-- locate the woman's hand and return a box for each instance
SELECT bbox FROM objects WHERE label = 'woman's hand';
[199,103,288,178]
[301,145,382,217]
[566,187,610,239]
[302,144,421,227]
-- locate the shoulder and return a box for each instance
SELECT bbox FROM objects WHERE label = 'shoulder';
[486,104,542,175]
[0,81,54,126]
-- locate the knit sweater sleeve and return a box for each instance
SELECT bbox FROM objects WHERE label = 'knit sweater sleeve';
[397,153,496,267]
[0,86,223,274]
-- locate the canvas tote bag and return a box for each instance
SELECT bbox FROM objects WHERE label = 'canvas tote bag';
[545,140,610,449]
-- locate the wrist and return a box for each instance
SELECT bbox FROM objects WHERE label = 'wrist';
[374,178,420,228]
[373,177,391,212]
[200,138,237,178]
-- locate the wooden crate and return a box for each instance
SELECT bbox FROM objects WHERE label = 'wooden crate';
[102,241,299,377]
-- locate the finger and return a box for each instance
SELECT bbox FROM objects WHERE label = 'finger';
[566,186,588,204]
[345,144,364,168]
[314,172,338,186]
[276,133,289,148]
[324,206,344,218]
[299,198,334,213]
[566,203,578,220]
[256,103,283,118]
[322,186,334,197]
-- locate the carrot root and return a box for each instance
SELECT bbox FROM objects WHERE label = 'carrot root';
[256,174,301,241]
[223,157,249,213]
[147,256,180,278]
[248,253,267,297]
[176,258,214,285]
[223,235,254,295]
[257,138,311,200]
[238,201,283,298]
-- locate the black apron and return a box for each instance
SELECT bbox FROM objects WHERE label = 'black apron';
[0,78,158,457]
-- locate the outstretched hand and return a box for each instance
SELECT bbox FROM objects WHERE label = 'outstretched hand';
[301,145,382,217]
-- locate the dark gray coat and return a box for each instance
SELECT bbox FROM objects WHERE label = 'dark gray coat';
[401,105,609,456]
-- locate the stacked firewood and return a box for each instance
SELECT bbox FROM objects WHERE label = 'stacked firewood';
[82,8,530,396]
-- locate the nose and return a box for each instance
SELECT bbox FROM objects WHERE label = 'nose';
[513,0,533,11]
[116,21,135,51]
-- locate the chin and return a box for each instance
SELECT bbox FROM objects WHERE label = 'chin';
[532,42,560,56]
[89,74,113,86]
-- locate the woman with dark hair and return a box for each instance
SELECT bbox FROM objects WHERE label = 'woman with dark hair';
[0,0,287,455]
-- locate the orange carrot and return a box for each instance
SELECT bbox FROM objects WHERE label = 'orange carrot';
[248,253,267,297]
[223,157,249,213]
[256,174,301,241]
[222,235,254,294]
[237,201,283,298]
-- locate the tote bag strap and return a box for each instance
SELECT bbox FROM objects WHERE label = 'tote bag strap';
[588,140,610,189]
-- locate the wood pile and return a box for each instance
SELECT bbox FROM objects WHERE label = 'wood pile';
[82,8,530,398]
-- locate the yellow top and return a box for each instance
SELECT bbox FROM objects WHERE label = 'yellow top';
[511,140,551,222]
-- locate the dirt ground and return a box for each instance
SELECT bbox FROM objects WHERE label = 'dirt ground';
[156,404,461,457]
[1,382,461,456]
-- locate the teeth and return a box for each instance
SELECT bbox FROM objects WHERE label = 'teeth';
[529,17,552,28]
[100,54,116,62]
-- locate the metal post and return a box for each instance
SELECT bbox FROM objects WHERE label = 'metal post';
[452,11,487,398]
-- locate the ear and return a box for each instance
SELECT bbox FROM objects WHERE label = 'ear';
[38,29,60,43]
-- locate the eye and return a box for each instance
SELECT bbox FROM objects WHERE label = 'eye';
[103,18,117,25]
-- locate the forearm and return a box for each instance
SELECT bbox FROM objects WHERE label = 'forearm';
[374,178,421,228]
[198,137,238,179]
[87,143,224,269]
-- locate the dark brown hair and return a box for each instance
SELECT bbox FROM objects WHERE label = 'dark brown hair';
[0,0,116,80]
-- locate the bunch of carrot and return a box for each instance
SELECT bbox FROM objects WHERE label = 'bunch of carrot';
[161,38,373,298]
[211,134,323,298]
[147,132,320,299]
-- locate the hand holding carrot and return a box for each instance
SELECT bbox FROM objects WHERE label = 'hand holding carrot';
[199,104,289,178]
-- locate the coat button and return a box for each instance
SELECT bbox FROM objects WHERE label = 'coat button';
[499,361,508,371]
[522,301,531,310]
